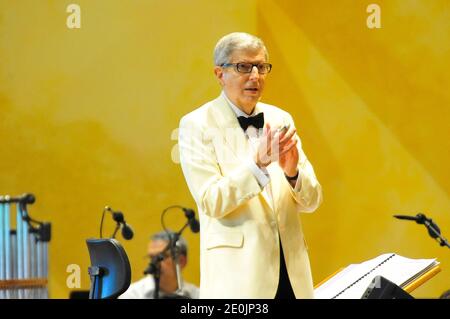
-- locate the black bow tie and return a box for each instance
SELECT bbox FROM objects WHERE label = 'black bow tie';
[237,112,264,131]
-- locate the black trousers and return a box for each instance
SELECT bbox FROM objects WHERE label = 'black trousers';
[275,239,296,299]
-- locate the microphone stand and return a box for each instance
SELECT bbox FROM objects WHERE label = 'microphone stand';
[394,213,450,249]
[415,214,450,248]
[169,221,190,295]
[143,253,164,299]
[111,224,120,239]
[154,205,199,298]
[142,222,189,299]
[146,223,190,298]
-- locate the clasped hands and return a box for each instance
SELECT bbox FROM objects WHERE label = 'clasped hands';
[253,123,299,177]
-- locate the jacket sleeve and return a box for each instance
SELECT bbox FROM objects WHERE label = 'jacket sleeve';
[178,115,263,219]
[285,114,323,213]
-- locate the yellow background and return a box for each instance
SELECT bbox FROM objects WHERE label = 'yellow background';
[0,0,448,298]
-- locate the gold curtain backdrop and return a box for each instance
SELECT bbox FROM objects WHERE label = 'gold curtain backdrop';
[0,0,448,298]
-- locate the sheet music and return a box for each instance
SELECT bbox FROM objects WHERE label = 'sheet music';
[314,253,438,299]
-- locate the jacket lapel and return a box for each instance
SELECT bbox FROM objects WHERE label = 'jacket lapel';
[210,94,274,211]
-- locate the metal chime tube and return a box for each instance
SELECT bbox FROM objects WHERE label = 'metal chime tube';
[0,202,5,299]
[9,230,17,298]
[21,207,30,299]
[42,242,49,298]
[16,204,24,298]
[1,202,13,298]
[29,231,37,298]
[0,195,49,299]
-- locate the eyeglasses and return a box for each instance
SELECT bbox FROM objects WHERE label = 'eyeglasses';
[147,251,171,260]
[221,62,272,74]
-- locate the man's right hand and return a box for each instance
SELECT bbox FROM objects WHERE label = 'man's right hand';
[254,123,298,168]
[254,123,274,168]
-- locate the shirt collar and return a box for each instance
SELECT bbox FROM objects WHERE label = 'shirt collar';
[222,91,258,118]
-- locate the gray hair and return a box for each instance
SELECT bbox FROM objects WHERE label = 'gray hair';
[151,230,188,257]
[213,32,268,66]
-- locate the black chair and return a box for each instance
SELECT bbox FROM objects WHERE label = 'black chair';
[86,238,131,299]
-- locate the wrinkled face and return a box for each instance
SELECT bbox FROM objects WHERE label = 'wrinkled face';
[215,48,267,113]
[147,240,174,276]
[147,239,186,276]
[146,239,177,293]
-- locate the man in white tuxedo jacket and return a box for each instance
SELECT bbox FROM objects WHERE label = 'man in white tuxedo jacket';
[179,32,322,299]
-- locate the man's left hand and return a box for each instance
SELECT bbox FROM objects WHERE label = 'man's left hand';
[277,127,299,177]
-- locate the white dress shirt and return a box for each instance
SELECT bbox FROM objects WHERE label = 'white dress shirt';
[222,91,302,192]
[118,276,200,299]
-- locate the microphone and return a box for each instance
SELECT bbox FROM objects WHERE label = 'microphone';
[112,211,134,240]
[394,213,449,248]
[121,223,134,240]
[104,207,134,240]
[18,193,36,204]
[393,214,420,222]
[394,213,440,234]
[182,208,200,233]
[0,193,36,204]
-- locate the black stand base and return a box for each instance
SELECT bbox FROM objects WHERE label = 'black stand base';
[361,276,414,299]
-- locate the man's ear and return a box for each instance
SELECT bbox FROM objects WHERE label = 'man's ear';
[214,66,225,86]
[179,255,188,269]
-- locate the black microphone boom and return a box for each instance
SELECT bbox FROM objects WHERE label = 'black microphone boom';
[157,205,200,299]
[393,215,419,221]
[0,193,36,204]
[102,207,134,240]
[112,211,124,223]
[393,212,449,248]
[114,212,134,240]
